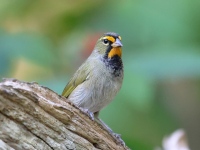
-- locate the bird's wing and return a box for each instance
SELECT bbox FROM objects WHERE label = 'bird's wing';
[62,62,91,97]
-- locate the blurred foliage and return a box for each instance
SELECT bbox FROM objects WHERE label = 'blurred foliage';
[1,0,200,149]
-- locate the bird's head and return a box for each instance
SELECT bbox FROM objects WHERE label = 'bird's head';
[94,32,123,59]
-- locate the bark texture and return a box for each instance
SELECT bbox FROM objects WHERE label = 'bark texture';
[0,78,129,150]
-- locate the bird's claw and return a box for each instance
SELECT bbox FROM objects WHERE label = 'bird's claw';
[95,118,126,146]
[106,130,125,146]
[112,133,125,146]
[113,133,121,139]
[79,108,94,120]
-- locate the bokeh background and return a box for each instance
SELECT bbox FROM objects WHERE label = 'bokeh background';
[0,0,200,149]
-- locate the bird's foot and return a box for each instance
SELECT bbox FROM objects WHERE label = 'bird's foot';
[79,108,94,120]
[105,129,125,146]
[112,133,125,146]
[95,118,126,146]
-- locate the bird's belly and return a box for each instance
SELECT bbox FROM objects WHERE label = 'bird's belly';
[88,82,119,112]
[68,76,122,113]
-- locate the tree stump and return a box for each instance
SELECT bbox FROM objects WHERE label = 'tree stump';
[0,78,129,150]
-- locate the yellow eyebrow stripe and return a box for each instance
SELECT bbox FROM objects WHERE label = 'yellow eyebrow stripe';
[118,36,122,41]
[104,36,115,43]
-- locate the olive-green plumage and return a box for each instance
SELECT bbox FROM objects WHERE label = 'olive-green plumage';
[62,61,91,98]
[62,32,123,115]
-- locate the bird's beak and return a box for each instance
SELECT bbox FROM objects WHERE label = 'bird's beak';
[111,38,123,47]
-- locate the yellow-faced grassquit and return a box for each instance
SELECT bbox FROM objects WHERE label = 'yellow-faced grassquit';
[62,32,124,144]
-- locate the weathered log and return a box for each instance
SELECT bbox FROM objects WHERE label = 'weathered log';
[0,78,129,150]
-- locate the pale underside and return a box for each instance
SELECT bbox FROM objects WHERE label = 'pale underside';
[65,52,123,113]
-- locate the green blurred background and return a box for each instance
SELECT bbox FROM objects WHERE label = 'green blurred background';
[1,0,200,149]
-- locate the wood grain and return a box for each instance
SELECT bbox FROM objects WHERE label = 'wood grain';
[0,78,129,150]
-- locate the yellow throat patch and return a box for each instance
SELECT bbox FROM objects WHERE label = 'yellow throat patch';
[108,47,122,58]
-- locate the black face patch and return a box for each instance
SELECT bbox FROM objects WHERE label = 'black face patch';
[103,55,123,77]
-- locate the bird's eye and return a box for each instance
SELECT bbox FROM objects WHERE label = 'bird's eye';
[103,39,109,45]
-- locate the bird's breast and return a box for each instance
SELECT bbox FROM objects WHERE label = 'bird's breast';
[68,58,123,113]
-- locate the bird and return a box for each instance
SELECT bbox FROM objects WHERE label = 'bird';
[62,32,124,143]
